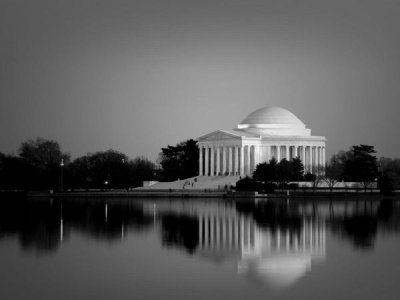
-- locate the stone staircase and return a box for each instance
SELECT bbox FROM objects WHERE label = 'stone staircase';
[138,176,241,190]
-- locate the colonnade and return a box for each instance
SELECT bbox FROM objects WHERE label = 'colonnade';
[199,144,326,176]
[198,213,326,254]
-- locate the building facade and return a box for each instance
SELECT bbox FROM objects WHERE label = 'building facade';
[197,106,326,176]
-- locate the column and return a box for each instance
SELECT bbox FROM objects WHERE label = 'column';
[199,215,203,246]
[210,146,215,176]
[249,146,254,174]
[240,146,244,176]
[254,145,260,168]
[228,218,233,247]
[294,145,298,158]
[216,147,220,176]
[310,219,313,249]
[255,146,260,170]
[318,147,322,171]
[216,217,220,248]
[204,216,209,248]
[322,147,326,168]
[246,145,251,175]
[234,147,239,175]
[313,146,317,173]
[266,145,271,162]
[277,145,281,162]
[199,146,203,176]
[228,146,233,175]
[285,145,289,160]
[222,147,227,175]
[204,146,209,176]
[308,146,313,173]
[302,146,306,170]
[209,216,214,247]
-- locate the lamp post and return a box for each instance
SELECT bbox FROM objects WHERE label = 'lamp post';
[60,158,64,192]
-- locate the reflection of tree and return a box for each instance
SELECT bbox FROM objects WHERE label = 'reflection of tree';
[235,201,302,235]
[331,215,378,249]
[329,199,398,249]
[0,197,154,254]
[160,214,199,254]
[235,199,400,251]
[62,201,154,241]
[0,198,62,253]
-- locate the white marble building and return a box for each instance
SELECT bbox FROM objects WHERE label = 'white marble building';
[197,106,326,176]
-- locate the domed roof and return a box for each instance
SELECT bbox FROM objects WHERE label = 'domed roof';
[240,106,305,126]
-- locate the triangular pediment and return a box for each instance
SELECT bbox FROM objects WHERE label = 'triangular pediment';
[197,130,243,142]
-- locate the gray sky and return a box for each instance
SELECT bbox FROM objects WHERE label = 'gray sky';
[1,0,400,161]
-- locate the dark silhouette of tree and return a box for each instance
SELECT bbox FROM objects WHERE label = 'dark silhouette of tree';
[253,157,304,189]
[158,139,199,181]
[378,174,394,195]
[304,172,322,192]
[0,154,34,190]
[0,137,70,190]
[344,145,378,191]
[324,154,345,192]
[67,150,155,189]
[19,138,70,168]
[67,149,128,189]
[291,157,304,181]
[276,158,293,189]
[379,157,400,188]
[0,138,157,190]
[235,176,259,191]
[253,158,278,182]
[128,157,157,188]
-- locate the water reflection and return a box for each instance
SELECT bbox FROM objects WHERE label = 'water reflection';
[1,196,400,289]
[158,201,326,289]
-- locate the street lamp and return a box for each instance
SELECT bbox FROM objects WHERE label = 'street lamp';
[60,158,64,192]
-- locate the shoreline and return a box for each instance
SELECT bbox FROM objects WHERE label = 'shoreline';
[1,190,399,201]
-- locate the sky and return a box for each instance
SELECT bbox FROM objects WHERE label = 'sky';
[1,0,400,162]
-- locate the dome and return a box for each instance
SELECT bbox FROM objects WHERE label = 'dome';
[240,106,305,126]
[238,254,312,289]
[236,106,311,136]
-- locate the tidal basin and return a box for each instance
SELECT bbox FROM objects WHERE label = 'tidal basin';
[1,197,400,300]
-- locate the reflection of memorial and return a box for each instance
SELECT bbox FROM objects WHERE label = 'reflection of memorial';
[198,212,326,288]
[3,196,398,282]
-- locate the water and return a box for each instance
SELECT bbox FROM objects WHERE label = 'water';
[1,196,400,300]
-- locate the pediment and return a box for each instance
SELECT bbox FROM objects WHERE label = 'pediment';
[197,130,243,142]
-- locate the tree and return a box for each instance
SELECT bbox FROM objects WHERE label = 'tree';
[276,159,293,189]
[67,150,155,189]
[377,174,394,196]
[0,153,33,190]
[253,157,305,191]
[18,137,70,190]
[379,157,400,187]
[290,157,304,181]
[158,139,199,181]
[235,176,258,191]
[343,145,378,191]
[19,137,70,168]
[129,157,157,188]
[253,158,278,182]
[324,154,345,192]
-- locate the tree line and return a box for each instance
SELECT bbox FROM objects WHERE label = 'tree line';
[0,137,156,191]
[0,137,199,191]
[1,137,399,194]
[237,144,400,195]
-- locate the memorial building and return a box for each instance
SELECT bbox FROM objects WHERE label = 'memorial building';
[197,106,326,176]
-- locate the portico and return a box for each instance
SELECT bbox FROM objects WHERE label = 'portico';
[197,107,326,176]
